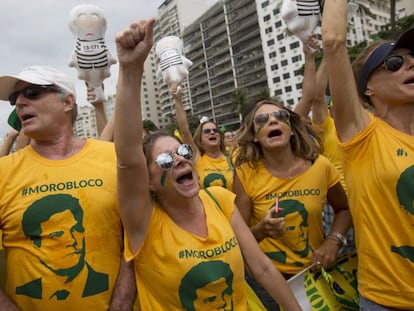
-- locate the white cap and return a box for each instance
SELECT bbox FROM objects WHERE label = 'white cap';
[0,66,76,101]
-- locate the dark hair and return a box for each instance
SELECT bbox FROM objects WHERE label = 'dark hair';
[142,131,181,166]
[193,121,227,156]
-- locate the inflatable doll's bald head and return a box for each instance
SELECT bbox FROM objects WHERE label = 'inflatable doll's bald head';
[69,4,107,39]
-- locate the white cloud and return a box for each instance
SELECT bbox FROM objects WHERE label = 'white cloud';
[0,0,162,137]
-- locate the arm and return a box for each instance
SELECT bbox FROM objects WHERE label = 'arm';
[99,110,114,142]
[0,129,19,156]
[233,173,284,242]
[15,133,30,151]
[293,37,319,119]
[311,56,329,125]
[312,182,352,268]
[87,83,108,136]
[321,0,369,142]
[114,18,156,253]
[170,85,200,162]
[109,255,137,311]
[0,289,19,311]
[231,207,301,311]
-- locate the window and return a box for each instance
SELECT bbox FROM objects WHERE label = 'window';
[265,27,273,34]
[274,89,282,96]
[263,14,271,22]
[281,59,288,67]
[275,20,282,28]
[261,0,269,8]
[277,34,284,41]
[283,73,290,79]
[279,46,286,53]
[271,64,278,71]
[292,55,301,63]
[273,76,280,83]
[269,51,276,59]
[285,86,292,92]
[290,41,300,49]
[267,39,275,46]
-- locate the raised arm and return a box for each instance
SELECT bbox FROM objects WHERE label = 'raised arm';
[114,18,156,253]
[321,0,369,142]
[170,85,200,162]
[311,56,329,125]
[0,128,19,157]
[294,36,319,119]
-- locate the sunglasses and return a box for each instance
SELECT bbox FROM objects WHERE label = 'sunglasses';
[202,128,219,135]
[382,53,414,72]
[155,144,194,170]
[254,110,290,126]
[8,84,61,106]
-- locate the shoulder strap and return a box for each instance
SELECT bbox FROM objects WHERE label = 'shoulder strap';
[204,187,223,212]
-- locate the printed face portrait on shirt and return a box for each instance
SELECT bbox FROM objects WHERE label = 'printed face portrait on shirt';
[179,260,234,311]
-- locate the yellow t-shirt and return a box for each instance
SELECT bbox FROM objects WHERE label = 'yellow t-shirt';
[0,139,123,311]
[197,154,234,191]
[338,114,414,308]
[125,186,247,310]
[314,113,347,192]
[236,155,340,275]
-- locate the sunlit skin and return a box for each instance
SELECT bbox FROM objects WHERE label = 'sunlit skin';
[37,210,85,272]
[193,278,233,311]
[201,122,221,150]
[253,104,292,149]
[14,81,67,139]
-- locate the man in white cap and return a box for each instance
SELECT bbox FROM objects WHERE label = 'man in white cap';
[0,66,136,310]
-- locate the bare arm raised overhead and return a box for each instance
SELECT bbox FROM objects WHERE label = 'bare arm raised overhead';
[114,18,156,253]
[321,0,369,142]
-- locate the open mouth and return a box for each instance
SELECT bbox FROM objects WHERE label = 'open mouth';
[176,171,194,185]
[403,77,414,84]
[268,129,282,138]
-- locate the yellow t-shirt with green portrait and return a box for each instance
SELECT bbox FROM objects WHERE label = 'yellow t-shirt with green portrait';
[338,113,414,308]
[125,186,247,310]
[197,154,234,191]
[236,155,340,275]
[0,139,124,311]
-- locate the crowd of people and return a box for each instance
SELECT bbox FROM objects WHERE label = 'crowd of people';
[0,0,413,310]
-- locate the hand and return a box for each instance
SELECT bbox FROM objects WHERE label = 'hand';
[169,83,181,97]
[115,18,156,67]
[303,34,320,55]
[85,82,105,104]
[311,238,340,271]
[258,207,286,239]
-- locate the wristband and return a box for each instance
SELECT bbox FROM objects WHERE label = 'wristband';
[327,231,347,246]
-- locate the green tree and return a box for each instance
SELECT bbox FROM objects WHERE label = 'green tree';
[143,119,158,132]
[231,88,248,121]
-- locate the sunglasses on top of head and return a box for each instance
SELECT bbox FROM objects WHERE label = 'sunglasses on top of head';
[202,127,219,135]
[8,84,61,106]
[254,110,290,126]
[155,144,194,170]
[382,53,414,72]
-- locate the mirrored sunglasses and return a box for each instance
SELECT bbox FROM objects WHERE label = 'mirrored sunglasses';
[155,144,194,170]
[383,53,414,72]
[8,84,61,106]
[202,128,219,135]
[254,110,290,126]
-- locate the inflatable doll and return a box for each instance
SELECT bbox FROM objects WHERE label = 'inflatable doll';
[68,4,116,103]
[281,0,321,52]
[155,36,193,94]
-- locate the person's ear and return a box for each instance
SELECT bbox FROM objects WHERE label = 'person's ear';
[63,93,76,111]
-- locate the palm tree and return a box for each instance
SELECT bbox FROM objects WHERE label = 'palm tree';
[231,88,248,122]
